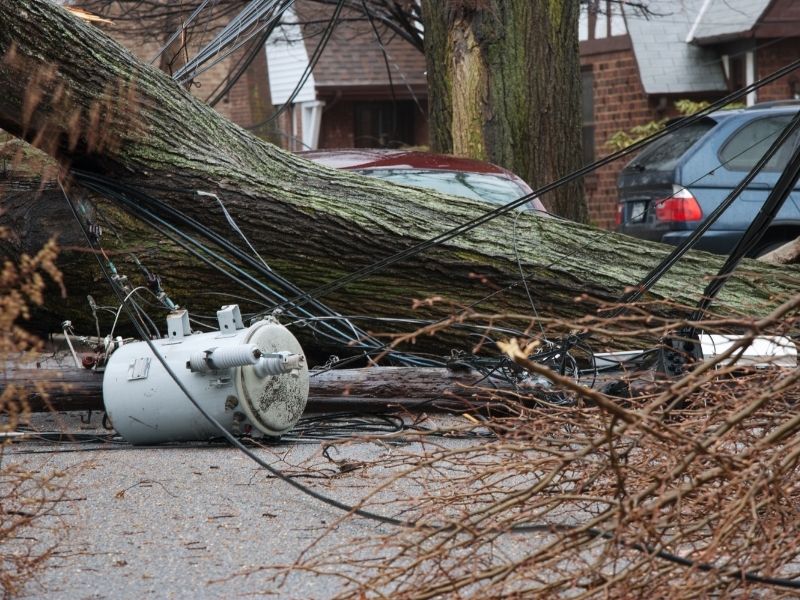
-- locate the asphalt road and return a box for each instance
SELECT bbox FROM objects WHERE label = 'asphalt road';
[6,410,472,600]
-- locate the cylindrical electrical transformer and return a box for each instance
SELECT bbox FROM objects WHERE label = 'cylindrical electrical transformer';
[102,307,309,445]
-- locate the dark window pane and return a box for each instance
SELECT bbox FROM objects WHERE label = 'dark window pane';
[628,119,715,171]
[354,101,415,148]
[719,114,800,171]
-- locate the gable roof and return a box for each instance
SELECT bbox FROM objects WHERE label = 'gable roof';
[294,0,426,97]
[687,0,772,44]
[625,0,727,95]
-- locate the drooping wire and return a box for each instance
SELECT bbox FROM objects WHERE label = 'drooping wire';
[59,183,800,591]
[246,0,346,129]
[173,0,294,84]
[250,56,800,318]
[205,28,273,106]
[73,170,439,367]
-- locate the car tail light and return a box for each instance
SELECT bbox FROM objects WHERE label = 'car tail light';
[655,188,702,222]
[615,204,623,227]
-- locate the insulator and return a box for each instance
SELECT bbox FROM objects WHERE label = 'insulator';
[253,351,303,377]
[189,344,261,373]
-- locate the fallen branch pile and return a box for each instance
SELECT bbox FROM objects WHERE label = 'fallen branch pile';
[261,297,800,599]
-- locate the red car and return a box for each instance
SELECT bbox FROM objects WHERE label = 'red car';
[299,149,547,214]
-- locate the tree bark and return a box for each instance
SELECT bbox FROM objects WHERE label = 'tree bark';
[421,0,587,223]
[0,0,798,357]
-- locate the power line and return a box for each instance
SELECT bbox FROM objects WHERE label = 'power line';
[252,56,800,319]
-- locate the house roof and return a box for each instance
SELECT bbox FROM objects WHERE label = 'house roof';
[294,0,426,97]
[687,0,771,44]
[625,0,728,95]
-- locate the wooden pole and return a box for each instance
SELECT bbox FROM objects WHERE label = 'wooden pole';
[2,354,530,414]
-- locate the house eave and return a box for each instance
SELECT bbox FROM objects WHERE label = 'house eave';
[315,83,428,101]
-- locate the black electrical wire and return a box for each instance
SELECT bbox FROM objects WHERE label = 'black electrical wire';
[59,183,800,589]
[54,46,800,591]
[615,108,800,311]
[402,106,800,370]
[257,56,800,317]
[74,171,438,366]
[74,171,436,366]
[286,314,529,338]
[205,27,273,107]
[689,130,800,327]
[267,1,344,124]
[173,0,292,83]
[245,0,347,129]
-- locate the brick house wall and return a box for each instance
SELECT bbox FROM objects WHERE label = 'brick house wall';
[756,38,800,103]
[581,43,655,229]
[74,3,268,136]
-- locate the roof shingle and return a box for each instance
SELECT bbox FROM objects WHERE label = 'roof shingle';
[294,1,426,94]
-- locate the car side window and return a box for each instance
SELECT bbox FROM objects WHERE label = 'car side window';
[719,114,800,172]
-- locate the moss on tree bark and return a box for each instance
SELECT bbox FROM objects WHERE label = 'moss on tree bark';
[0,0,797,354]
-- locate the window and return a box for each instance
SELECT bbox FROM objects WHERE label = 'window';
[354,101,415,148]
[355,169,530,205]
[719,115,800,171]
[581,69,595,164]
[628,119,716,171]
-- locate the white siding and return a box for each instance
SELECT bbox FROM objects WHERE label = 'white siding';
[265,7,316,105]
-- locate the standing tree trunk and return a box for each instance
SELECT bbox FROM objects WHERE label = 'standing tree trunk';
[0,0,796,354]
[422,0,587,223]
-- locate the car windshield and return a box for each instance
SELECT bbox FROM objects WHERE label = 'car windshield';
[627,119,716,172]
[355,168,529,205]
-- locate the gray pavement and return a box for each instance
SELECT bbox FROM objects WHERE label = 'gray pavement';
[6,410,465,600]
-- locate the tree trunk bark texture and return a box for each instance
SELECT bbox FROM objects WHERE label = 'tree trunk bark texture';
[0,0,798,357]
[421,0,587,223]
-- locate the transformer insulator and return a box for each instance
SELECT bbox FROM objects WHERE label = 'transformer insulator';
[188,344,261,373]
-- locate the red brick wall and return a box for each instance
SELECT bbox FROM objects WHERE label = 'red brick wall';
[81,7,262,130]
[756,38,800,103]
[581,47,655,229]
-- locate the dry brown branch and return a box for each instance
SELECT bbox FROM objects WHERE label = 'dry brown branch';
[0,231,69,597]
[240,295,800,599]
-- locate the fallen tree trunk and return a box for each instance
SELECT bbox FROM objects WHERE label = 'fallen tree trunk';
[0,0,798,356]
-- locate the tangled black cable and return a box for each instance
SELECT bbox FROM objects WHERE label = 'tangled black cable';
[57,180,800,589]
[54,43,800,591]
[73,170,439,367]
[253,56,800,318]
